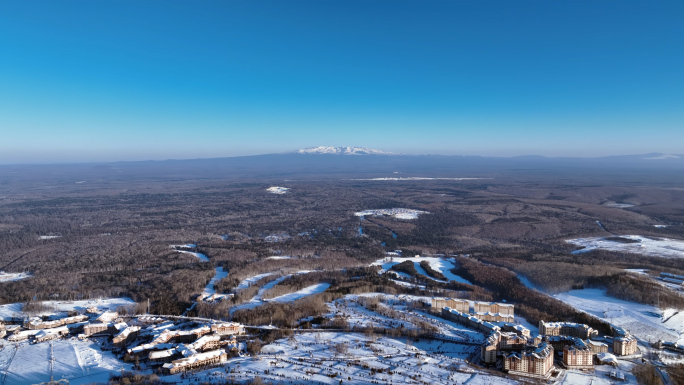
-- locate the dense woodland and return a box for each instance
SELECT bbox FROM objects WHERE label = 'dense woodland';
[0,167,683,336]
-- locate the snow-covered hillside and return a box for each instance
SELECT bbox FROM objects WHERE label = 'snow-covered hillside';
[295,146,392,155]
[567,235,684,259]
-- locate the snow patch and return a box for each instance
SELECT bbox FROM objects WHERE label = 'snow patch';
[170,245,209,262]
[0,271,31,282]
[603,202,636,208]
[39,235,61,240]
[266,186,289,194]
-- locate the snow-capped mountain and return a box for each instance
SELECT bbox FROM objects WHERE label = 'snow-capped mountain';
[295,146,393,155]
[642,153,680,160]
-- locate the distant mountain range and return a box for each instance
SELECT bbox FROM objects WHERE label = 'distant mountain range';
[294,146,393,155]
[292,147,682,161]
[1,148,683,184]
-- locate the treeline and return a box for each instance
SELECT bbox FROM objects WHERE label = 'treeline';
[232,271,443,326]
[357,296,438,334]
[232,294,331,327]
[488,259,622,294]
[419,260,446,280]
[454,257,612,334]
[213,251,365,294]
[261,269,357,300]
[390,261,418,277]
[587,274,684,309]
[480,249,684,309]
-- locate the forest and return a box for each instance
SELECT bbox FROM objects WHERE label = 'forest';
[0,165,682,331]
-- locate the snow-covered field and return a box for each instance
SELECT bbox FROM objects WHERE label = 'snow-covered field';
[567,235,684,258]
[372,256,472,285]
[562,363,637,385]
[333,295,485,343]
[166,332,514,385]
[0,338,131,384]
[0,271,31,282]
[554,289,682,343]
[0,298,135,320]
[266,186,289,194]
[356,208,428,220]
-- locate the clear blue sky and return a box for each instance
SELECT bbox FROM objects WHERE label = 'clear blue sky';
[1,1,682,163]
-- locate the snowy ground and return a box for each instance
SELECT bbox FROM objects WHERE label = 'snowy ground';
[165,332,515,385]
[554,289,682,343]
[0,337,131,384]
[567,235,684,258]
[562,362,638,385]
[0,271,31,282]
[372,256,472,285]
[343,293,539,341]
[266,186,289,194]
[0,298,135,319]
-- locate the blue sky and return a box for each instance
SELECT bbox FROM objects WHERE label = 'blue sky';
[1,1,683,163]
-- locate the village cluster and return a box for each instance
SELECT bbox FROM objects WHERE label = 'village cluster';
[433,297,639,380]
[0,306,246,376]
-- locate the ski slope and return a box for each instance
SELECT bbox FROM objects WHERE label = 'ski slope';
[554,289,681,343]
[372,256,472,285]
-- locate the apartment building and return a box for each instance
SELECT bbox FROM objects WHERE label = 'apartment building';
[210,322,245,336]
[563,344,594,369]
[539,321,598,339]
[503,343,554,378]
[162,349,228,374]
[588,340,609,353]
[613,335,638,356]
[431,298,469,313]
